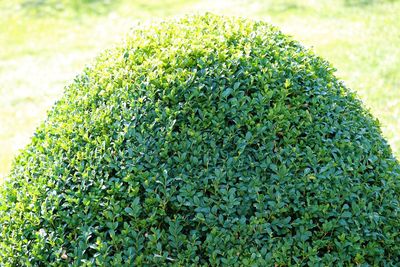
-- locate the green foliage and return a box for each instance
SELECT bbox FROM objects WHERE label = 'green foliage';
[1,14,400,265]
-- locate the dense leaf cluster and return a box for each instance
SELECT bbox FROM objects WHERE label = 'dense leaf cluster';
[1,14,400,266]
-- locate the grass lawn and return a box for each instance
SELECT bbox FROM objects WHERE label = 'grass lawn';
[1,0,399,180]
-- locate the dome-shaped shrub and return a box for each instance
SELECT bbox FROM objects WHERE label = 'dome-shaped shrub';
[1,14,400,266]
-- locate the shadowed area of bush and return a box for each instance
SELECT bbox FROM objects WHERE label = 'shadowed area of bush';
[0,14,399,266]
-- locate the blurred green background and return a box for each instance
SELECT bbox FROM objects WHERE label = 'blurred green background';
[1,0,399,180]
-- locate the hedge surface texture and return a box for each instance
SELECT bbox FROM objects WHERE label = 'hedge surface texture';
[1,14,400,266]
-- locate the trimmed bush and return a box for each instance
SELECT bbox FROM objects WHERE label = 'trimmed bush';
[1,14,400,266]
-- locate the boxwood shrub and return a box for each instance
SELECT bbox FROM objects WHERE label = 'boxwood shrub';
[1,14,400,266]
